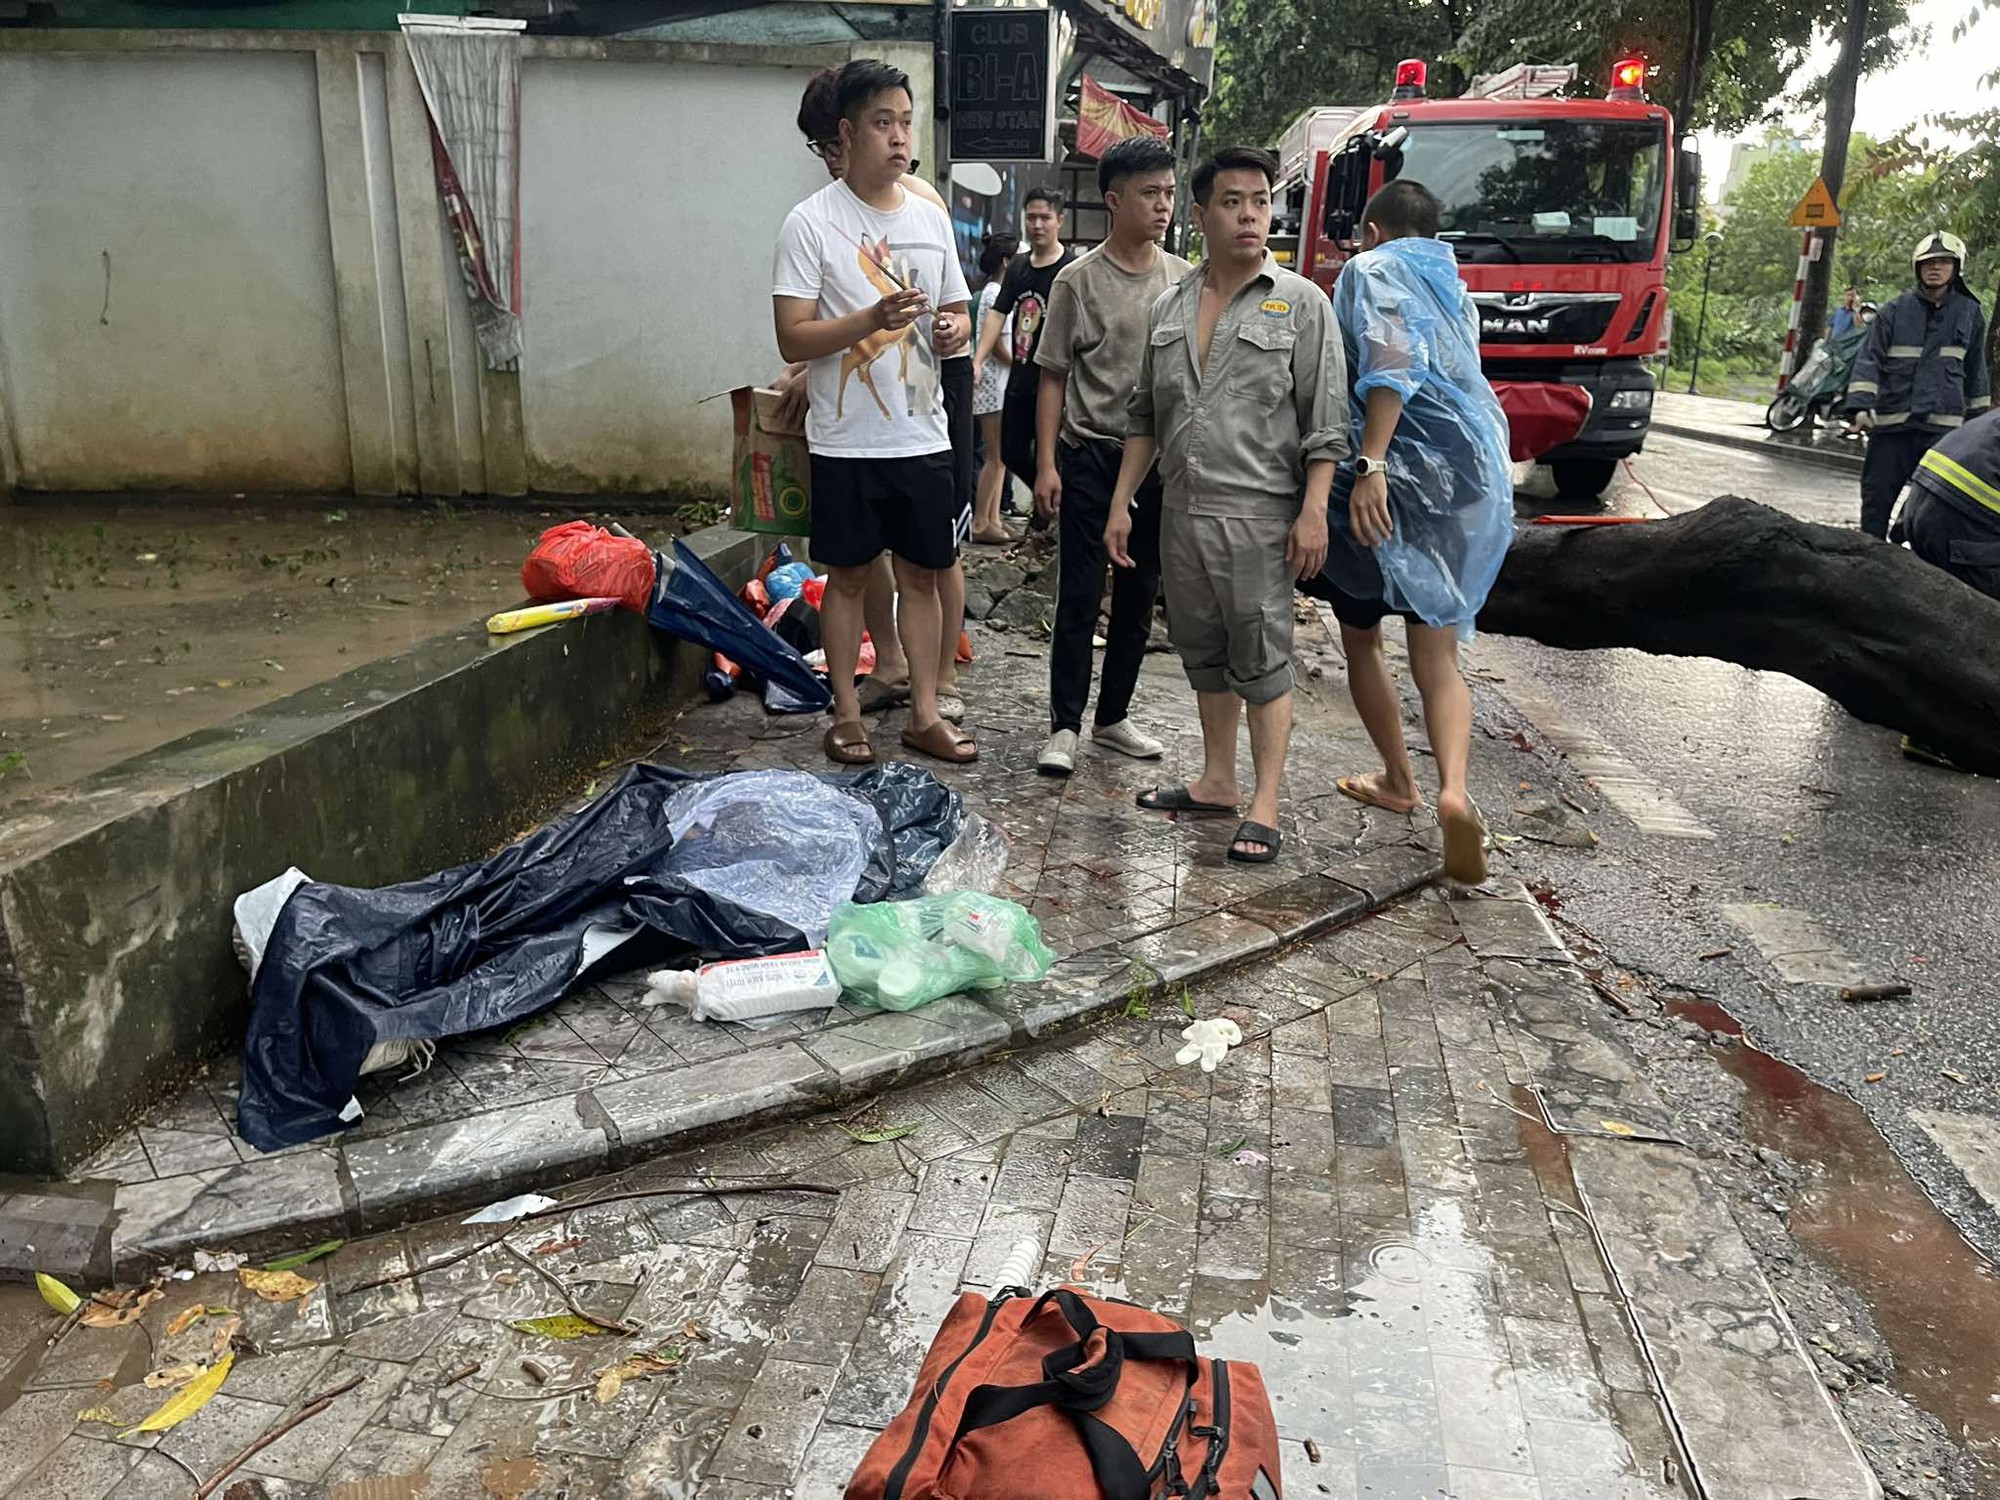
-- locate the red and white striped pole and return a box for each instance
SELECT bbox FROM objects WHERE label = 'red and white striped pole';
[1777,230,1820,391]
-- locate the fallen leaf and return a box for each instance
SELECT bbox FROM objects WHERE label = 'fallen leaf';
[1069,1244,1102,1280]
[594,1369,624,1405]
[839,1120,923,1144]
[165,1306,207,1338]
[120,1352,232,1437]
[37,1273,81,1315]
[682,1321,712,1343]
[209,1316,243,1359]
[594,1350,681,1402]
[531,1237,587,1258]
[1600,1120,1638,1137]
[145,1362,204,1389]
[80,1287,163,1328]
[1942,1069,1970,1085]
[262,1239,343,1272]
[76,1406,124,1426]
[1865,1071,1887,1084]
[191,1250,248,1274]
[238,1268,318,1303]
[508,1314,612,1340]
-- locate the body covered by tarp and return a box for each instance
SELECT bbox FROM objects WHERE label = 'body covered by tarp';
[1314,235,1515,639]
[236,763,963,1150]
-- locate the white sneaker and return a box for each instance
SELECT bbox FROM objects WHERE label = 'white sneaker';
[1037,729,1079,777]
[1092,719,1164,759]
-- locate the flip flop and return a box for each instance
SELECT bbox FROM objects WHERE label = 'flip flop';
[902,719,978,764]
[823,720,876,766]
[855,676,911,713]
[1227,820,1283,865]
[1337,775,1424,814]
[1440,800,1489,884]
[1136,786,1238,815]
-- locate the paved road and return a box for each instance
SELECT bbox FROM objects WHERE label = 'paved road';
[1483,433,2000,1258]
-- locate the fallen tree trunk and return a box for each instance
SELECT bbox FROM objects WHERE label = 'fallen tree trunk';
[1477,496,2000,777]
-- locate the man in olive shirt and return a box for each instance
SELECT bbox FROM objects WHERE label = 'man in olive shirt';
[1107,146,1346,864]
[1030,137,1191,778]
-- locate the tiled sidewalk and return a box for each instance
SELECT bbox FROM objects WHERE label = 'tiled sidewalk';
[67,613,1441,1272]
[0,885,1876,1500]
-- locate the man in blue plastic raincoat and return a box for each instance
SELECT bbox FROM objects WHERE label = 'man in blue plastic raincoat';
[1302,180,1514,883]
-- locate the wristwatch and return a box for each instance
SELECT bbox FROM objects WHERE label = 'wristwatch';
[1354,455,1388,478]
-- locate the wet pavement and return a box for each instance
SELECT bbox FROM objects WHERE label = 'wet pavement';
[1651,391,1864,474]
[0,884,1874,1500]
[0,499,679,804]
[63,600,1440,1272]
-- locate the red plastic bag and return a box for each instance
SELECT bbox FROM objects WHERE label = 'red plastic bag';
[1492,381,1592,463]
[520,522,657,613]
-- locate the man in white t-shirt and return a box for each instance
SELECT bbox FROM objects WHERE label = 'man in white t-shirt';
[774,60,976,765]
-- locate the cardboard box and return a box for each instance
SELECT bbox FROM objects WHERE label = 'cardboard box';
[731,386,812,536]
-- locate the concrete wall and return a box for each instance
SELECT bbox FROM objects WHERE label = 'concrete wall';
[0,29,930,499]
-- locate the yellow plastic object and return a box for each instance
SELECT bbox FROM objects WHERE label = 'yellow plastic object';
[485,597,621,635]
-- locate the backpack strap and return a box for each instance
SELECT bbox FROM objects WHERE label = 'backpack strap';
[951,1290,1201,1500]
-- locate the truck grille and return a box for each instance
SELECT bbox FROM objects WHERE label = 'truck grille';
[1470,292,1622,346]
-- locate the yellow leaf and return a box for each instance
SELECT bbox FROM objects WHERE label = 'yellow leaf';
[37,1274,81,1315]
[120,1352,233,1437]
[144,1362,203,1389]
[593,1369,623,1405]
[507,1314,610,1340]
[165,1306,207,1338]
[1600,1119,1637,1137]
[79,1287,163,1328]
[238,1268,318,1303]
[76,1406,124,1426]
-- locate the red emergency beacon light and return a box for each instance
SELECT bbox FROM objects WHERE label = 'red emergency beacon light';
[1607,56,1647,101]
[1393,58,1427,100]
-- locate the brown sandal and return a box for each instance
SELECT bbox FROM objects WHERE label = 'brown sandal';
[901,719,978,764]
[824,720,876,766]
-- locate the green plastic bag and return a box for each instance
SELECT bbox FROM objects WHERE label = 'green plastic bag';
[825,893,1056,1011]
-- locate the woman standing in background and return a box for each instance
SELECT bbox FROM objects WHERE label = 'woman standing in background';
[971,231,1021,545]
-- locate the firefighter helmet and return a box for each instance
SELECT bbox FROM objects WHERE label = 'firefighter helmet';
[1911,229,1967,269]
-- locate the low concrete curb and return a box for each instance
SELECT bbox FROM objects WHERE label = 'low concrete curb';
[1653,418,1865,475]
[99,840,1441,1275]
[0,526,759,1178]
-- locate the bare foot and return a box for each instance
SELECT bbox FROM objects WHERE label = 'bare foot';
[1337,771,1423,814]
[1437,788,1487,884]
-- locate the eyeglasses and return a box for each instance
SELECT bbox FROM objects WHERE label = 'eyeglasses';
[807,139,840,159]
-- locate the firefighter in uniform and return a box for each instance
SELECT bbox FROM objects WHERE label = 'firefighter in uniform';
[1844,230,1991,539]
[1899,409,2000,602]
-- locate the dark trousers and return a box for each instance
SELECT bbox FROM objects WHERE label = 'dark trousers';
[1860,426,1939,539]
[1000,371,1041,486]
[1050,440,1162,734]
[1905,487,2000,601]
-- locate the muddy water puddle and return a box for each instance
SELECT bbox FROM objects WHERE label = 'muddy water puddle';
[1668,998,2000,1462]
[0,499,676,804]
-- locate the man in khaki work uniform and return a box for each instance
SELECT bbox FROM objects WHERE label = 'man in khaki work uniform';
[1107,145,1346,864]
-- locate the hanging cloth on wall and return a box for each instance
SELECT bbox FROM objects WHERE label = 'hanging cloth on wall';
[401,14,526,371]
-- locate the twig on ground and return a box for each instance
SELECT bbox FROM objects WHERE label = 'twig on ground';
[1697,948,1733,962]
[194,1374,364,1497]
[44,1302,86,1350]
[440,1360,481,1387]
[1838,982,1913,1004]
[504,1244,635,1335]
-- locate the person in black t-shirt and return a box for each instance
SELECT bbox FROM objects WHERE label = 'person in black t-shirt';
[973,185,1076,492]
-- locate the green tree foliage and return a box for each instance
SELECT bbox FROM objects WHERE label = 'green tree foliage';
[1205,0,1912,147]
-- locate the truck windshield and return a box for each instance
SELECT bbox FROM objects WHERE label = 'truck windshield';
[1389,119,1667,264]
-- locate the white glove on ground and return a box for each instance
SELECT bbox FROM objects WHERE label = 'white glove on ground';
[1175,1017,1244,1073]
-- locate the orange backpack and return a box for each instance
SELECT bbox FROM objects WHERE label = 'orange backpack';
[844,1287,1283,1499]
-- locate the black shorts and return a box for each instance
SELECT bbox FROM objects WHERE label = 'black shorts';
[943,357,974,550]
[810,451,959,571]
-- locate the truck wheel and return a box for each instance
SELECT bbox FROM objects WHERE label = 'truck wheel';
[1552,459,1618,500]
[1765,391,1810,432]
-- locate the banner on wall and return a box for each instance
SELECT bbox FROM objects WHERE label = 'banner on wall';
[1075,73,1169,161]
[400,14,526,371]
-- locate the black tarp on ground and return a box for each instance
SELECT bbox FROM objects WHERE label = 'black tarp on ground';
[237,763,963,1150]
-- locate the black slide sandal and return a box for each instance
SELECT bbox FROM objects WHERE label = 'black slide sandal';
[1136,785,1238,815]
[1227,820,1282,864]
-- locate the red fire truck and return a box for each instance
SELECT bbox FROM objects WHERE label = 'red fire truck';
[1273,58,1701,499]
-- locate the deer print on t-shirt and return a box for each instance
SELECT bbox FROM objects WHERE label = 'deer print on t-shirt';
[839,234,941,422]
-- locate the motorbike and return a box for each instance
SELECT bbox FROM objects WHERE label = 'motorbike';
[1766,319,1871,432]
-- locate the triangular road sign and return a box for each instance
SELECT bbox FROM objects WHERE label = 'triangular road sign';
[1789,177,1842,228]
